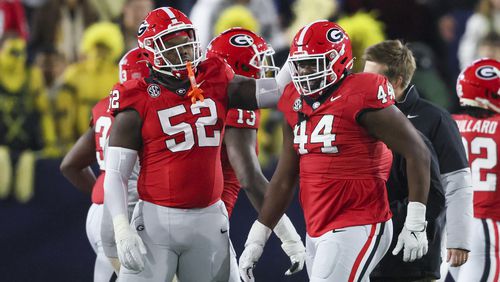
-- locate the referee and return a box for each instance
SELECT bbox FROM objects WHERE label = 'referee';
[363,40,473,281]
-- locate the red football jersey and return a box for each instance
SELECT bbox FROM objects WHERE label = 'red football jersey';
[89,97,115,204]
[453,113,500,221]
[278,73,394,237]
[110,57,235,208]
[220,109,261,217]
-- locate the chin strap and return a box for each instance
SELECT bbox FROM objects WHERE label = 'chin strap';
[186,61,204,104]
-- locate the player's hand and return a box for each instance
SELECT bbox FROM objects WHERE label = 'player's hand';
[281,240,306,275]
[392,223,428,262]
[113,214,147,272]
[239,243,263,282]
[447,248,469,267]
[273,215,306,275]
[239,220,272,282]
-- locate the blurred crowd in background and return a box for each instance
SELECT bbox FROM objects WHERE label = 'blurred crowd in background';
[0,0,499,203]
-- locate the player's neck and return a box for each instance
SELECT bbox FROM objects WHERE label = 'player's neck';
[151,71,189,92]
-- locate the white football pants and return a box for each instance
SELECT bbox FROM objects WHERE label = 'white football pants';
[449,217,500,282]
[86,203,116,282]
[118,200,236,282]
[306,220,392,282]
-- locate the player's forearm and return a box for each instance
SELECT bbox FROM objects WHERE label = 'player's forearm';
[254,62,292,109]
[228,63,291,110]
[61,166,96,193]
[242,175,268,211]
[104,146,137,220]
[442,168,473,250]
[405,150,431,204]
[258,179,297,229]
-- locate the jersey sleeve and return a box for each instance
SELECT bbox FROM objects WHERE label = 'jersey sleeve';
[347,74,396,122]
[200,56,235,85]
[225,109,260,129]
[109,81,148,120]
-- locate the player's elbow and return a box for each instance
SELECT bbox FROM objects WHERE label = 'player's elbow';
[60,158,76,178]
[238,170,267,193]
[406,140,431,170]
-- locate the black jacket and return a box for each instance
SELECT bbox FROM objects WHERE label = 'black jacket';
[371,133,445,281]
[371,85,468,280]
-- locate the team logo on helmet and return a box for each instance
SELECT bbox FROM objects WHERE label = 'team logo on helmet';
[137,21,149,37]
[229,34,254,47]
[476,66,498,80]
[326,28,344,43]
[147,84,161,98]
[293,98,302,111]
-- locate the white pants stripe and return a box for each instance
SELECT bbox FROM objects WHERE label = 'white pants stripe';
[351,222,384,282]
[306,219,392,282]
[449,217,500,282]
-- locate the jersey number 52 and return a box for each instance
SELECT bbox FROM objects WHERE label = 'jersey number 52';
[157,99,220,152]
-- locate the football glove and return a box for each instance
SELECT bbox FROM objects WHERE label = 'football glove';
[392,202,428,262]
[113,214,147,272]
[239,220,272,282]
[274,215,306,275]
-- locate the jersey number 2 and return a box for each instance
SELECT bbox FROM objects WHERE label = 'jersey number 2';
[462,136,497,191]
[157,99,220,152]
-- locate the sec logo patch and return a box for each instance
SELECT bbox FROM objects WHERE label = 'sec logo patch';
[147,84,161,98]
[293,98,302,112]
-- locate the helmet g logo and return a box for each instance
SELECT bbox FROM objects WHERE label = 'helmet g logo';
[476,66,498,80]
[326,28,343,43]
[138,21,149,36]
[229,34,254,47]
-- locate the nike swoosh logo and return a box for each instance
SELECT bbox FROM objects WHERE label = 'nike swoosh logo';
[407,114,419,119]
[332,229,346,233]
[220,229,228,234]
[330,95,342,102]
[411,232,418,240]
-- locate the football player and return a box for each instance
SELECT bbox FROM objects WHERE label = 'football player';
[450,58,500,282]
[60,47,149,281]
[238,20,431,282]
[103,7,289,282]
[206,27,306,278]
